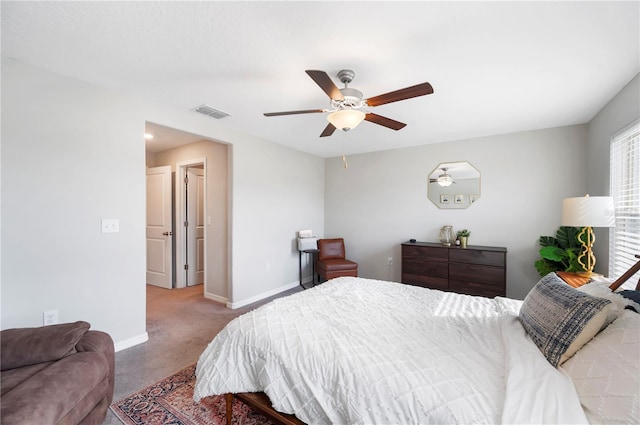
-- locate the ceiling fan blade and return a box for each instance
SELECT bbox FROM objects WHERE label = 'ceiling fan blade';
[320,123,337,137]
[364,113,407,130]
[365,82,434,107]
[264,109,325,117]
[306,70,344,100]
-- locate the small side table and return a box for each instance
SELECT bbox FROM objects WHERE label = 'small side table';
[556,271,592,288]
[299,249,319,289]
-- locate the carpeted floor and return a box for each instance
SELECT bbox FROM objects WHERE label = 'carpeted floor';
[111,364,274,425]
[103,284,301,425]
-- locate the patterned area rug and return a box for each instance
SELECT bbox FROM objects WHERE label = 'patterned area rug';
[110,364,275,425]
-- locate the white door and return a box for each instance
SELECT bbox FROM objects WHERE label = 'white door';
[186,168,205,286]
[146,166,173,288]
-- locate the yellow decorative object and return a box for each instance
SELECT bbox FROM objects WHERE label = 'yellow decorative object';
[562,195,615,278]
[576,226,596,277]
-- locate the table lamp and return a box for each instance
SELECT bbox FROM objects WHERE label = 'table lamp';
[562,194,615,278]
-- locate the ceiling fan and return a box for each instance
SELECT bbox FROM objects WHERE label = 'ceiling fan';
[264,69,434,137]
[429,167,455,186]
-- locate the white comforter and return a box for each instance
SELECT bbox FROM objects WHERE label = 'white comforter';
[195,277,588,424]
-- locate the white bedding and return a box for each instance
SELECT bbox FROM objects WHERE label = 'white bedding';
[194,277,588,424]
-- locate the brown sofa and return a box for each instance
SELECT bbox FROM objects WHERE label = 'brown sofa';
[1,321,115,425]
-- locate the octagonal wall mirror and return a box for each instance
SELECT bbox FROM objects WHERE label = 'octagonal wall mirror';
[428,161,481,209]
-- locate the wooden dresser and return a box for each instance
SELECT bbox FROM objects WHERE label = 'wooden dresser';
[401,241,507,297]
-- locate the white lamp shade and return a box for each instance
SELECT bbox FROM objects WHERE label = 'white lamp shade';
[562,195,615,227]
[327,109,365,131]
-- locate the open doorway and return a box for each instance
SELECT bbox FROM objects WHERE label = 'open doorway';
[144,121,230,302]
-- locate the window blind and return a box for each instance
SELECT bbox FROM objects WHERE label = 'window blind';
[609,121,640,289]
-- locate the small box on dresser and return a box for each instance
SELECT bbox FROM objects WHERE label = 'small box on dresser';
[401,241,507,297]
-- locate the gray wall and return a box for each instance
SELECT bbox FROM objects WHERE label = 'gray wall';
[1,58,325,349]
[324,125,588,300]
[2,58,148,348]
[323,73,639,299]
[1,56,636,349]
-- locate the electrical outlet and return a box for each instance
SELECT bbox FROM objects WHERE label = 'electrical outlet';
[43,310,58,326]
[101,218,119,233]
[387,257,393,265]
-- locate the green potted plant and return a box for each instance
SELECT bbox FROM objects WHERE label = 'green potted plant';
[534,226,586,276]
[457,229,470,248]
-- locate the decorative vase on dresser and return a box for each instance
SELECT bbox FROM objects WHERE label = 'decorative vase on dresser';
[438,225,456,246]
[401,241,507,297]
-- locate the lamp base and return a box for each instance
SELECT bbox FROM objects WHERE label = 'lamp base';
[577,226,597,278]
[574,271,603,279]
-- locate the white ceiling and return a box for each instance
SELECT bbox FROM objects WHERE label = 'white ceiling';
[2,1,638,158]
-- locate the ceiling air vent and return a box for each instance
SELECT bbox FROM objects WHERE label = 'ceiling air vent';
[192,104,230,119]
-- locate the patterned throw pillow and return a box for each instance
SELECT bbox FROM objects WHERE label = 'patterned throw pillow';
[619,290,640,313]
[519,273,612,367]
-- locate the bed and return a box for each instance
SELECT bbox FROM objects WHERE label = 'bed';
[194,274,639,424]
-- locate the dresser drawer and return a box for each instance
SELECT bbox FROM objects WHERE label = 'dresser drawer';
[403,259,448,279]
[449,262,506,297]
[402,245,448,262]
[401,241,507,297]
[449,249,505,267]
[449,279,505,297]
[402,274,449,291]
[449,263,505,285]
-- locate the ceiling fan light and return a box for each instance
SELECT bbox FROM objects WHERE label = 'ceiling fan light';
[437,175,453,187]
[327,109,365,132]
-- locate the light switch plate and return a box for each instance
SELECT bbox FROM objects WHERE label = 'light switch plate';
[101,219,119,233]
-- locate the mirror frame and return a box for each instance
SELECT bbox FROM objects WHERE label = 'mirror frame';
[428,161,481,209]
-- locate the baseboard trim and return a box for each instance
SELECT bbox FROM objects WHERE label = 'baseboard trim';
[114,332,149,352]
[227,280,301,309]
[203,291,227,304]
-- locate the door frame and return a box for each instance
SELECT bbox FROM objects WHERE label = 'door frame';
[175,157,207,289]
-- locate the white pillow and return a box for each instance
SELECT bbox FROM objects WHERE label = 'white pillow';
[561,310,640,424]
[577,281,628,324]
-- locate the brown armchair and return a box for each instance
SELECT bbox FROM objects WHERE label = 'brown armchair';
[316,238,358,282]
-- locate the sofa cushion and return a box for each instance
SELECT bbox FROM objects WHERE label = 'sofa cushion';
[0,362,54,396]
[0,351,109,425]
[1,321,90,371]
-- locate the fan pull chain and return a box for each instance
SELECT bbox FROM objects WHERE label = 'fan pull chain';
[342,154,348,169]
